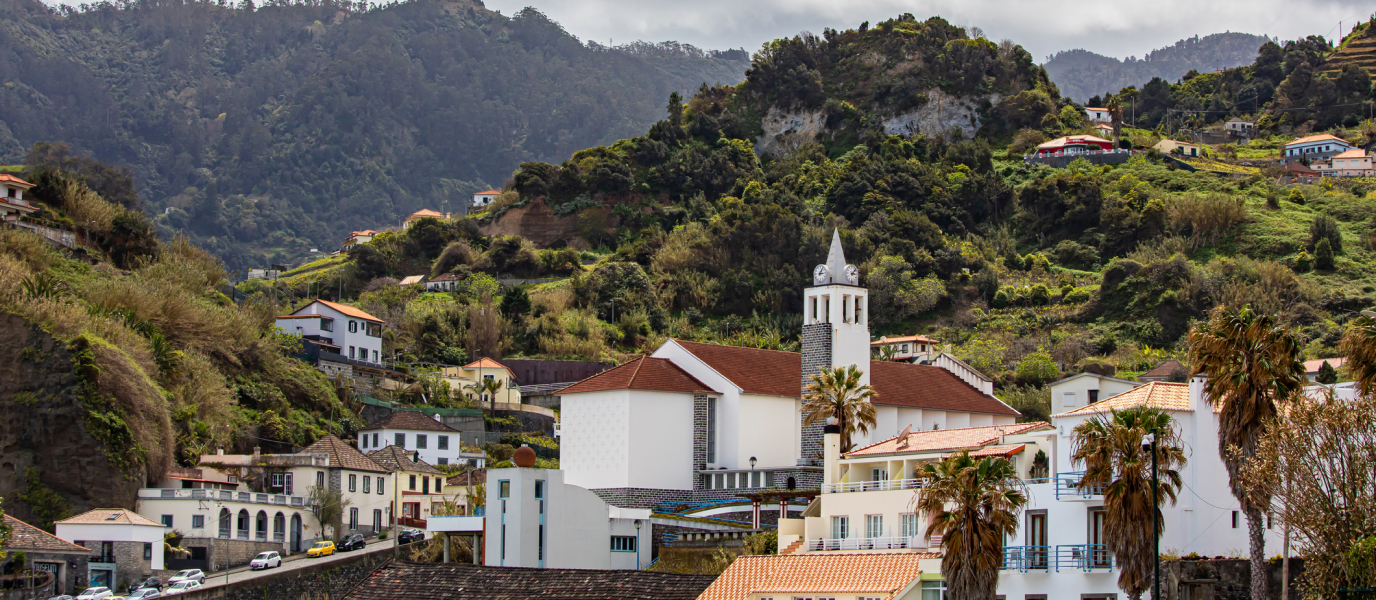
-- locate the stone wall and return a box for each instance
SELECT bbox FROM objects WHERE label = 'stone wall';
[798,323,832,465]
[1161,557,1305,600]
[174,550,393,600]
[181,538,287,572]
[590,488,693,510]
[692,393,710,472]
[0,313,146,526]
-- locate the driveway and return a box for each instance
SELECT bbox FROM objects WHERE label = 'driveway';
[198,538,408,588]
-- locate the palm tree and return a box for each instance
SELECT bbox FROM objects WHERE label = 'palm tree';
[1107,94,1123,143]
[466,377,505,420]
[1187,304,1305,600]
[1340,312,1376,395]
[915,453,1026,600]
[801,364,878,453]
[1071,407,1187,600]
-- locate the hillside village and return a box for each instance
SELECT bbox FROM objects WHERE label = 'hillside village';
[5,8,1376,600]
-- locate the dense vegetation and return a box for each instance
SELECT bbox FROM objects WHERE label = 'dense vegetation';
[1046,32,1271,103]
[0,0,750,271]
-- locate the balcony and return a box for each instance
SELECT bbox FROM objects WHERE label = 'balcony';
[1001,545,1113,572]
[821,478,930,494]
[140,488,307,507]
[805,536,930,552]
[1054,472,1105,501]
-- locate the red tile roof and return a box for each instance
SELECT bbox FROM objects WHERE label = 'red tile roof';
[1036,135,1112,150]
[56,508,164,527]
[697,554,933,600]
[944,444,1027,459]
[870,335,939,346]
[299,435,389,472]
[1056,381,1192,416]
[474,190,502,195]
[1287,133,1349,146]
[367,446,444,475]
[670,340,1017,415]
[1140,359,1186,380]
[1332,149,1369,159]
[845,422,1051,458]
[1303,357,1347,373]
[429,272,463,283]
[559,357,714,395]
[4,515,90,553]
[464,357,512,373]
[361,410,460,433]
[310,299,383,323]
[0,174,34,188]
[407,209,445,220]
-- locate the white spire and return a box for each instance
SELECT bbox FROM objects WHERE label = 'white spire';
[825,228,847,281]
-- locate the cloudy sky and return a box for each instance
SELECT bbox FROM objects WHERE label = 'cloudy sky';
[482,0,1372,62]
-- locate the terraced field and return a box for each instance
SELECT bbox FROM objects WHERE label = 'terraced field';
[1324,28,1376,74]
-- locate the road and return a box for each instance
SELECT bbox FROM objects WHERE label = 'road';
[199,538,408,588]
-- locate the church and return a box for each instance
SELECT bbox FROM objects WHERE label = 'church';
[556,230,1019,508]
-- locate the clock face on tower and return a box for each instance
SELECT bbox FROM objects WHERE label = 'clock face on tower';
[813,264,830,285]
[844,264,860,285]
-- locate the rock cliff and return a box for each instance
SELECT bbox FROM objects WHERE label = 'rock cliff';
[755,88,1001,156]
[0,312,145,528]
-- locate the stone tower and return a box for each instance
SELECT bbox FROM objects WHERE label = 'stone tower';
[799,229,870,465]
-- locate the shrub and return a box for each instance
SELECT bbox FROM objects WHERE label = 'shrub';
[1315,238,1335,270]
[1266,190,1280,209]
[1063,288,1092,304]
[1166,192,1248,251]
[1293,251,1313,273]
[1029,283,1051,305]
[1052,240,1099,270]
[1015,351,1061,385]
[1288,188,1306,205]
[1310,214,1343,253]
[991,289,1009,308]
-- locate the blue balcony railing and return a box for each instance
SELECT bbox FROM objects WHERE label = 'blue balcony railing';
[1054,471,1105,500]
[1001,546,1050,572]
[1055,544,1114,572]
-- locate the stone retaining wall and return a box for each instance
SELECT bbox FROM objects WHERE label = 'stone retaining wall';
[174,550,392,600]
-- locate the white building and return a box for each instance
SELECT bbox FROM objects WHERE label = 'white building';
[558,230,1018,508]
[1314,149,1375,177]
[1047,371,1141,412]
[1084,107,1111,123]
[275,299,384,365]
[359,410,469,467]
[482,466,652,570]
[0,174,38,221]
[367,446,455,527]
[472,189,502,207]
[1224,118,1255,136]
[425,272,463,292]
[55,509,166,591]
[1283,133,1353,163]
[870,334,940,362]
[342,229,378,250]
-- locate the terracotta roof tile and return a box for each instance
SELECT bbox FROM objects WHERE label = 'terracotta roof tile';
[943,443,1027,459]
[56,508,164,527]
[845,422,1051,458]
[1056,381,1191,416]
[446,468,486,488]
[560,356,714,395]
[474,190,502,195]
[0,174,34,188]
[868,361,1019,416]
[672,340,801,398]
[429,272,463,283]
[343,561,716,600]
[367,446,443,475]
[1288,133,1349,145]
[1332,149,1369,159]
[4,515,90,553]
[1304,357,1347,373]
[1036,135,1112,149]
[1140,359,1187,380]
[312,299,384,323]
[407,209,446,220]
[697,553,932,600]
[298,435,389,473]
[360,410,459,433]
[870,335,939,346]
[463,358,512,372]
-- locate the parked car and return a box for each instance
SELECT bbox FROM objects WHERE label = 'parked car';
[132,576,162,592]
[250,551,282,570]
[398,529,425,544]
[162,581,201,596]
[338,534,366,551]
[75,588,113,600]
[166,569,204,585]
[46,596,74,600]
[126,590,161,600]
[306,540,335,557]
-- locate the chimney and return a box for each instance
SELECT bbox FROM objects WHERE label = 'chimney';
[252,446,261,460]
[823,417,842,486]
[216,446,225,456]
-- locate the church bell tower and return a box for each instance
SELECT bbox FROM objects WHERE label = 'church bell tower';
[798,229,870,465]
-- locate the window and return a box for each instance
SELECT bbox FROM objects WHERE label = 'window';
[349,346,356,359]
[227,475,238,484]
[348,474,357,492]
[349,508,358,530]
[363,477,370,494]
[499,480,510,498]
[706,397,717,463]
[610,536,637,552]
[1063,392,1077,407]
[192,515,204,529]
[1027,510,1049,569]
[921,580,947,600]
[831,516,849,539]
[372,350,379,363]
[1089,507,1110,568]
[321,318,333,332]
[161,515,173,528]
[410,475,417,491]
[377,477,385,495]
[871,467,887,482]
[366,322,381,337]
[285,473,293,495]
[271,473,285,488]
[1088,390,1099,404]
[349,320,358,333]
[317,472,325,488]
[865,514,883,538]
[374,510,383,532]
[360,435,367,449]
[436,478,442,493]
[438,435,449,450]
[372,433,379,448]
[417,434,427,449]
[1232,511,1240,528]
[901,514,920,538]
[438,457,448,465]
[395,433,406,447]
[144,543,152,560]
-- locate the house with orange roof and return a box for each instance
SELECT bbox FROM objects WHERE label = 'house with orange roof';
[869,334,940,363]
[342,229,379,249]
[698,553,939,600]
[1083,106,1111,123]
[403,208,447,229]
[0,173,38,221]
[1313,148,1375,177]
[471,189,502,208]
[1283,133,1354,163]
[275,299,384,366]
[55,508,167,590]
[440,357,522,405]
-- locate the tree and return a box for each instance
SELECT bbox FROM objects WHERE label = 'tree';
[915,453,1026,600]
[307,485,350,541]
[801,365,878,453]
[1071,407,1187,600]
[1310,214,1343,253]
[1315,360,1339,384]
[1341,313,1376,396]
[1315,238,1335,270]
[466,376,506,421]
[1186,305,1306,600]
[1107,94,1123,141]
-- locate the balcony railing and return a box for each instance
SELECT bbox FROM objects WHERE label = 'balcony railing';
[821,478,930,494]
[1001,545,1113,572]
[139,488,306,507]
[1054,471,1105,500]
[806,536,928,552]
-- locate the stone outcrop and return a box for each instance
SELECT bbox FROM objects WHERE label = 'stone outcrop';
[478,197,618,249]
[0,312,145,527]
[755,88,1001,157]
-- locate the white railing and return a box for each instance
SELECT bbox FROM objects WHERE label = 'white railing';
[807,536,929,551]
[822,478,929,494]
[139,488,306,507]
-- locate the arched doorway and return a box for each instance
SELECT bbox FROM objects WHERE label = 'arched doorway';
[218,508,231,539]
[255,511,268,541]
[236,509,249,540]
[290,514,302,553]
[274,513,286,544]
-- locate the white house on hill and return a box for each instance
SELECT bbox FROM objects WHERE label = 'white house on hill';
[275,300,384,365]
[558,230,1018,508]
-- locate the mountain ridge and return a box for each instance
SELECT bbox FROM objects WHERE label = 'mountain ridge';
[1046,32,1273,102]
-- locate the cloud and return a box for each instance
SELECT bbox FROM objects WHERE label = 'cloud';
[483,0,1372,62]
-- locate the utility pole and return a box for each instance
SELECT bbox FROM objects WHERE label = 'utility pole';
[393,469,400,561]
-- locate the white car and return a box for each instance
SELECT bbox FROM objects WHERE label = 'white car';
[126,589,162,599]
[162,581,201,596]
[166,570,204,585]
[76,589,113,600]
[250,551,282,570]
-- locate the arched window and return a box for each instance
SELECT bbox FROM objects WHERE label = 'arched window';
[274,513,286,543]
[218,508,231,539]
[255,511,268,541]
[236,509,250,539]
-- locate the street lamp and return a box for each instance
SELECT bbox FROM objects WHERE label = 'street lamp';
[749,457,757,470]
[1144,433,1159,600]
[634,520,642,570]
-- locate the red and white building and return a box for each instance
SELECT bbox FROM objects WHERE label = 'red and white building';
[471,189,502,208]
[342,229,378,250]
[1283,133,1354,163]
[1314,149,1374,177]
[0,174,38,221]
[1031,135,1114,156]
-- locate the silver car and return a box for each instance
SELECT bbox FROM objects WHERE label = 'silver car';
[162,581,201,596]
[166,570,204,585]
[250,551,282,570]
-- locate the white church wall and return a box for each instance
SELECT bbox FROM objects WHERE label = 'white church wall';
[559,389,631,490]
[735,393,802,469]
[627,390,696,490]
